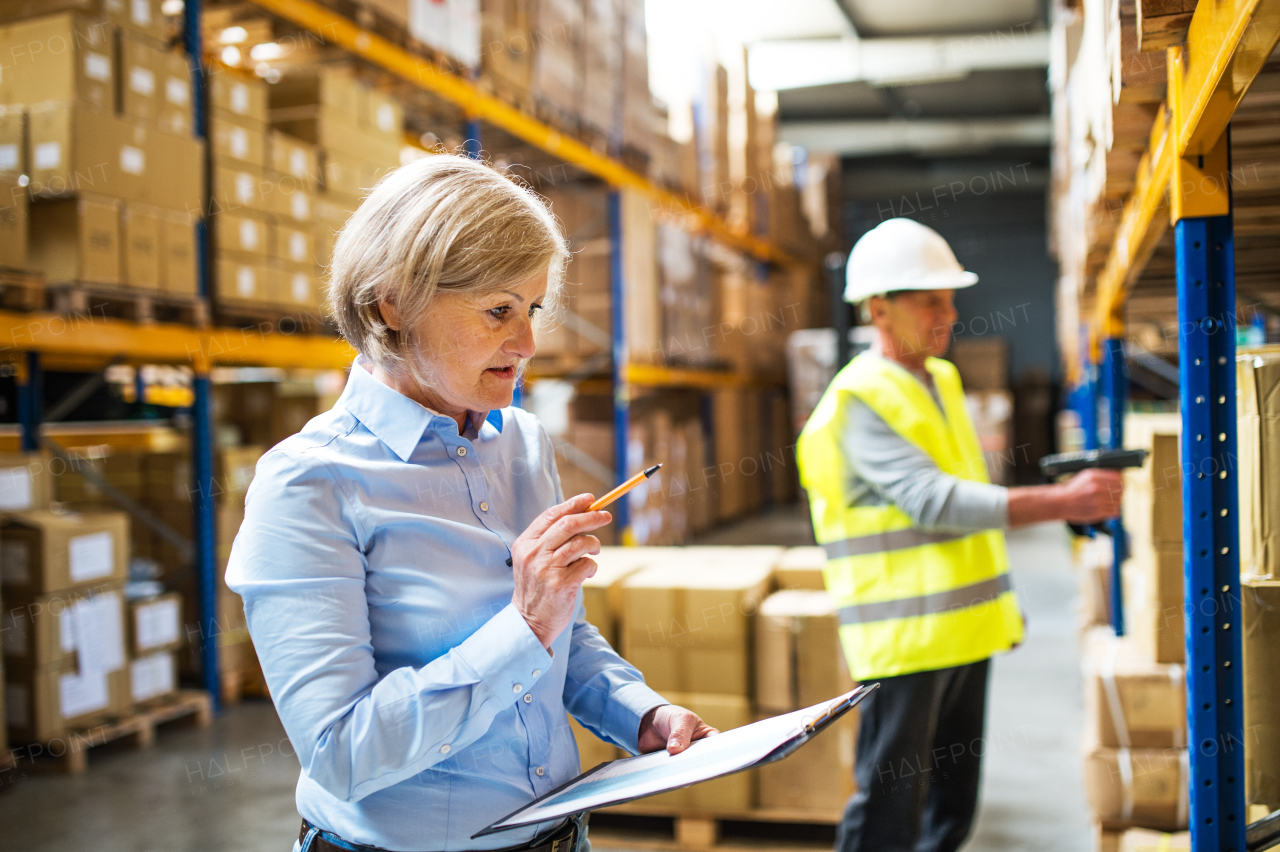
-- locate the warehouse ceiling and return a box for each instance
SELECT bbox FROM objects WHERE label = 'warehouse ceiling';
[752,0,1051,158]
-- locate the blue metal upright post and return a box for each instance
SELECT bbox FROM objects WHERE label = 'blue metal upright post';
[17,351,41,451]
[1176,212,1244,851]
[1081,358,1100,452]
[1103,337,1128,635]
[186,0,220,710]
[608,190,630,538]
[465,118,482,160]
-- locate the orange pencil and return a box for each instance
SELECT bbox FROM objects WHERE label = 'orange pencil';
[588,464,663,512]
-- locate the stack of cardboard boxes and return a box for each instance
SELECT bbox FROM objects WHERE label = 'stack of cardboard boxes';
[568,545,856,817]
[948,338,1015,486]
[0,6,202,297]
[1085,412,1189,843]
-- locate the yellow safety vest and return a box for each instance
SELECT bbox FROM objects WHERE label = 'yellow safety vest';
[796,352,1024,681]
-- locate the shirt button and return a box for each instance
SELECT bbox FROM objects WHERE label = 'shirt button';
[513,684,522,693]
[480,502,489,512]
[440,744,451,754]
[456,446,467,457]
[532,669,541,678]
[523,694,532,704]
[536,766,545,776]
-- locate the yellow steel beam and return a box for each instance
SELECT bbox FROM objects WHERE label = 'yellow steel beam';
[0,311,356,372]
[246,0,798,266]
[624,363,778,389]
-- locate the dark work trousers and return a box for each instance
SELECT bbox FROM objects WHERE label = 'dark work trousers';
[835,658,990,852]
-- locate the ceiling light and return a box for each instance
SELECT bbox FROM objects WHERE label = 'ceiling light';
[160,0,183,14]
[249,42,283,61]
[219,26,247,44]
[221,45,242,66]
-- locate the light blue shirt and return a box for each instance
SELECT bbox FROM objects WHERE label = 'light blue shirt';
[225,360,667,851]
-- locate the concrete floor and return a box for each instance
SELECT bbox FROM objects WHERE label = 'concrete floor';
[0,508,1091,852]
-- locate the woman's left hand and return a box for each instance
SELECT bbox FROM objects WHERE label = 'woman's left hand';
[637,705,719,755]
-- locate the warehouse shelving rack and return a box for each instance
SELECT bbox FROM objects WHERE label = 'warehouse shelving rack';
[0,0,806,708]
[1076,1,1280,847]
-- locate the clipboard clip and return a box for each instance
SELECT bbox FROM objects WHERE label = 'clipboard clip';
[803,684,876,734]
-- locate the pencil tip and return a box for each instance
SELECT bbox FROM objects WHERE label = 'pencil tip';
[645,463,662,476]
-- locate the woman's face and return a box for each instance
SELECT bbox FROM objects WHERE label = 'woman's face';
[409,269,548,420]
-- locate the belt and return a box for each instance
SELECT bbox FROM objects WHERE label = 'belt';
[299,817,580,852]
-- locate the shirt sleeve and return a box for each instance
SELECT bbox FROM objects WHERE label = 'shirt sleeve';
[225,447,552,804]
[841,397,1009,531]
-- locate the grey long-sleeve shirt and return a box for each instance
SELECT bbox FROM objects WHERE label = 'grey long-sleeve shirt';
[840,357,1009,532]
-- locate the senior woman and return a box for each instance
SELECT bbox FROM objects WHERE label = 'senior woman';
[225,155,715,852]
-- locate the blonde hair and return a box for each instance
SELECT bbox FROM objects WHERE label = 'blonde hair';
[328,155,568,381]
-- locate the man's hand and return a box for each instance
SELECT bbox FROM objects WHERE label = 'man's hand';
[1060,468,1124,524]
[637,705,719,755]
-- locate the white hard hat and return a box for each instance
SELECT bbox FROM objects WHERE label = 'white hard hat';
[844,218,978,303]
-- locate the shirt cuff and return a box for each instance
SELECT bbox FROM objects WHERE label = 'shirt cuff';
[454,603,553,711]
[602,681,670,755]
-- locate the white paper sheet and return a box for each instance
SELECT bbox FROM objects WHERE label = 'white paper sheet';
[0,466,32,510]
[71,592,125,673]
[135,597,180,651]
[131,653,175,702]
[69,531,115,583]
[60,667,109,719]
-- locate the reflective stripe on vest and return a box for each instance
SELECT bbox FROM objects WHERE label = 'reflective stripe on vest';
[836,573,1013,626]
[822,528,971,560]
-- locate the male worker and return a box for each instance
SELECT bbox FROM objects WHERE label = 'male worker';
[796,218,1122,852]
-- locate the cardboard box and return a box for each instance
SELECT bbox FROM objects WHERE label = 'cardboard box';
[160,209,197,295]
[0,1,165,42]
[212,164,273,216]
[584,547,674,648]
[1238,354,1280,578]
[277,261,320,308]
[0,104,23,173]
[1118,829,1189,851]
[274,222,314,265]
[1080,536,1114,628]
[216,211,272,257]
[775,546,826,591]
[567,713,621,771]
[1123,545,1184,664]
[1243,578,1280,809]
[268,131,320,189]
[0,170,26,269]
[0,12,115,111]
[146,131,203,213]
[756,590,853,713]
[0,452,53,512]
[274,181,312,224]
[1083,743,1188,831]
[26,103,134,200]
[758,711,856,815]
[4,660,129,742]
[122,202,161,290]
[129,650,176,703]
[1097,825,1122,852]
[216,253,276,304]
[155,47,193,136]
[1122,413,1182,550]
[1,580,125,670]
[0,511,129,596]
[211,109,267,168]
[646,692,755,811]
[620,550,773,696]
[28,195,122,284]
[1082,627,1185,749]
[121,30,165,124]
[128,591,181,655]
[209,72,268,124]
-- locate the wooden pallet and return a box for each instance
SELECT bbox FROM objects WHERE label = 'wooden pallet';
[47,283,209,327]
[590,804,839,852]
[9,689,213,775]
[0,268,45,311]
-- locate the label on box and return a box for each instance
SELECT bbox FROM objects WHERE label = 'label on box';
[0,465,32,509]
[0,540,29,583]
[120,145,146,176]
[34,142,62,170]
[230,127,249,161]
[60,667,109,719]
[291,192,309,221]
[72,592,125,672]
[69,531,115,583]
[235,172,255,204]
[166,77,189,106]
[239,219,260,251]
[132,0,152,25]
[377,103,396,133]
[59,606,75,652]
[289,148,307,177]
[0,144,18,172]
[288,232,306,262]
[236,266,256,297]
[292,273,308,303]
[1,608,26,655]
[5,684,28,727]
[136,597,180,650]
[231,83,250,115]
[84,52,112,82]
[130,66,155,96]
[131,653,174,702]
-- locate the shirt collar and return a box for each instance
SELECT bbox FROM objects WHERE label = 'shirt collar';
[339,358,501,461]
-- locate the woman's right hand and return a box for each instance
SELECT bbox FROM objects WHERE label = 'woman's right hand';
[511,494,613,649]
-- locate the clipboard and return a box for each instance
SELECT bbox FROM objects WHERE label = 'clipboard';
[473,684,878,838]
